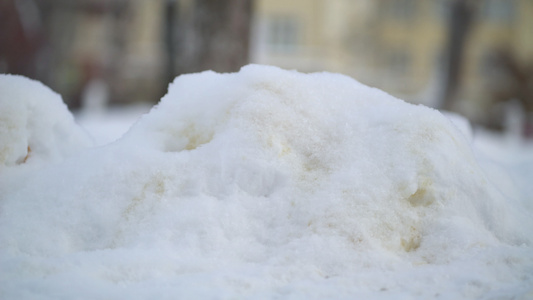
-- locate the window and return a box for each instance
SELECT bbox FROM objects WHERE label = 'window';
[267,15,299,52]
[482,0,515,23]
[434,0,451,20]
[388,0,417,21]
[388,49,412,76]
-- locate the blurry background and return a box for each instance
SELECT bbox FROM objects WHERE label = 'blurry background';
[1,0,532,137]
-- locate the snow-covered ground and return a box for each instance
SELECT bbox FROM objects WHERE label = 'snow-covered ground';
[1,66,532,299]
[75,104,152,146]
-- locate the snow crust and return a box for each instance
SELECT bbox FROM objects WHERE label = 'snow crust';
[1,66,532,299]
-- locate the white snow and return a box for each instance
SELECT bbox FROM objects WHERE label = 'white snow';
[75,104,151,146]
[1,65,532,299]
[0,74,92,168]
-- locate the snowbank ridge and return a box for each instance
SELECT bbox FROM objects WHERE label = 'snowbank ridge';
[1,65,531,299]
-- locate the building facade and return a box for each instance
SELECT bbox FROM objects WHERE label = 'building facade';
[252,0,533,124]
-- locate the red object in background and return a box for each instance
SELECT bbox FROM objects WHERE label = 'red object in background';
[0,0,44,78]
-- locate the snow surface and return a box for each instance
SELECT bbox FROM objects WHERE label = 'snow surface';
[0,74,92,167]
[75,104,151,146]
[1,65,532,299]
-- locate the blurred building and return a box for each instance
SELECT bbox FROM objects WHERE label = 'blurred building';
[46,0,165,107]
[2,0,532,130]
[252,0,533,126]
[0,0,166,108]
[1,0,251,108]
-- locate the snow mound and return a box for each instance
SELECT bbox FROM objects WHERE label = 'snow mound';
[120,65,529,255]
[0,74,92,167]
[1,66,532,298]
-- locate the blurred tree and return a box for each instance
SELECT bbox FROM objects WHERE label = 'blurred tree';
[166,0,253,76]
[164,0,178,85]
[439,0,476,111]
[491,50,533,111]
[487,49,533,136]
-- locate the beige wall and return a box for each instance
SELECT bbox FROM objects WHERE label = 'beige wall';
[252,0,533,121]
[253,0,366,73]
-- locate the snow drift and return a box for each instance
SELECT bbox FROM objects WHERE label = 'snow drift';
[0,74,92,168]
[1,65,532,299]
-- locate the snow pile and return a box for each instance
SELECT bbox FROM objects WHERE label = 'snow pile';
[1,66,532,299]
[0,74,92,168]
